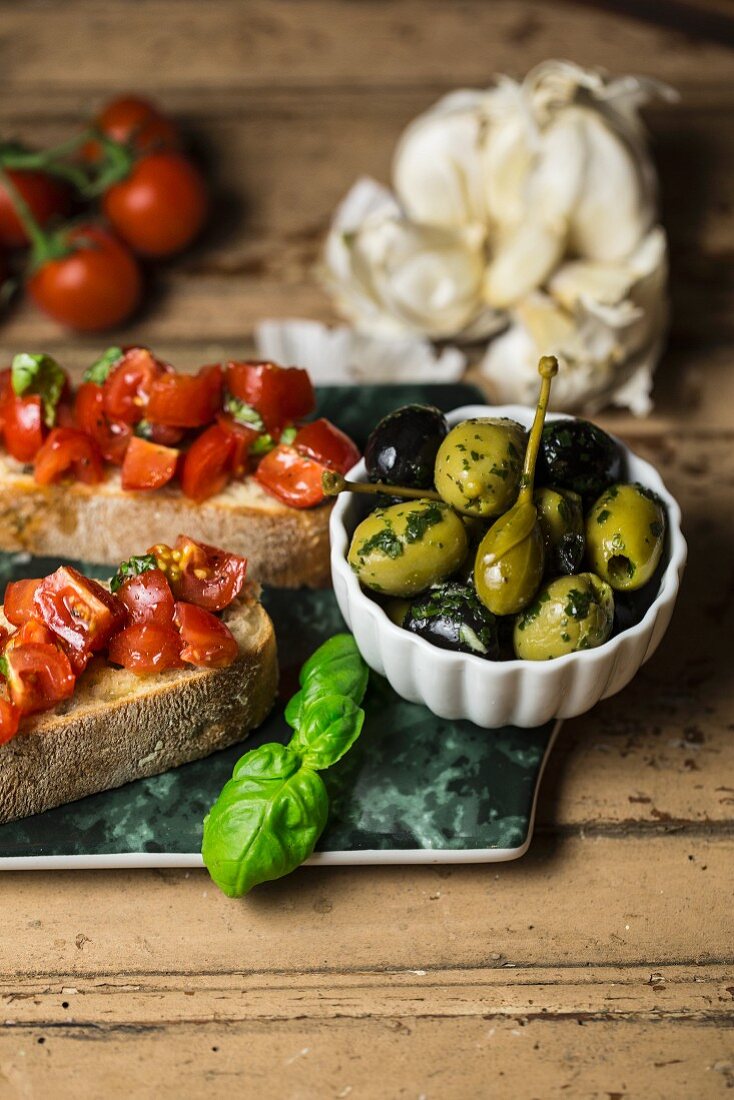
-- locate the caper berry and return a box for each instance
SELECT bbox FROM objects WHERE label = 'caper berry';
[513,573,615,660]
[585,483,666,591]
[348,499,468,598]
[434,417,525,518]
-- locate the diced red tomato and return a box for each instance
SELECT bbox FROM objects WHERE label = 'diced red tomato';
[4,578,42,626]
[0,697,19,744]
[33,428,104,487]
[216,413,259,477]
[3,642,75,715]
[108,622,183,674]
[4,618,57,651]
[174,601,238,668]
[226,361,315,433]
[120,436,178,491]
[294,418,360,474]
[116,568,175,626]
[34,566,126,660]
[146,365,222,428]
[74,382,131,465]
[150,535,247,612]
[102,347,169,424]
[255,444,326,508]
[180,423,234,503]
[4,395,45,463]
[143,422,184,446]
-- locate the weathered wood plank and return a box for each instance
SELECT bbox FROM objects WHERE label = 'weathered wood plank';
[4,837,733,979]
[0,1015,731,1099]
[1,966,731,1025]
[1,0,733,90]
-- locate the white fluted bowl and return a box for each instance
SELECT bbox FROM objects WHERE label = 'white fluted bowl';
[330,405,687,728]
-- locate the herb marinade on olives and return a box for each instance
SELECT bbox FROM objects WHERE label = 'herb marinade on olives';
[338,361,668,662]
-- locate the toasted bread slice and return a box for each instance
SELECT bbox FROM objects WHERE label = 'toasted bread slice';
[0,588,278,824]
[0,455,331,588]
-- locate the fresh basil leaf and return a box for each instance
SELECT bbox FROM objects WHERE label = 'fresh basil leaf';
[83,346,123,384]
[201,743,328,898]
[11,353,66,428]
[289,694,365,771]
[0,655,8,679]
[299,634,369,709]
[280,426,297,445]
[110,553,158,593]
[284,690,304,729]
[223,391,264,432]
[250,433,275,456]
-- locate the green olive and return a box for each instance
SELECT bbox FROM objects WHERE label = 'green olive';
[586,483,666,591]
[513,573,615,660]
[434,418,525,518]
[348,499,468,598]
[384,598,411,627]
[534,487,585,576]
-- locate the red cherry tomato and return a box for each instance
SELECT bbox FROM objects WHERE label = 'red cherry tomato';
[108,622,183,674]
[116,568,175,626]
[174,602,238,668]
[34,566,125,660]
[0,170,72,249]
[27,226,142,332]
[102,346,168,424]
[226,362,315,433]
[0,697,20,744]
[4,618,57,651]
[3,579,42,626]
[180,423,234,503]
[74,382,131,465]
[3,395,44,462]
[216,413,259,477]
[102,152,208,258]
[33,427,104,486]
[3,642,75,715]
[146,365,222,428]
[294,418,360,474]
[121,436,178,491]
[157,535,248,612]
[84,96,179,163]
[255,444,326,508]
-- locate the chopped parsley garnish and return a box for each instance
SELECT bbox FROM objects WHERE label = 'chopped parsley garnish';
[359,528,403,559]
[564,588,593,620]
[596,509,611,524]
[110,553,158,593]
[223,391,265,432]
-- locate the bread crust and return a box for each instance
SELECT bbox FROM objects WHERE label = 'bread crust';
[0,462,331,588]
[0,596,278,825]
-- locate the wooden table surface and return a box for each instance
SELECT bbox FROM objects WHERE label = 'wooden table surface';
[1,2,732,1096]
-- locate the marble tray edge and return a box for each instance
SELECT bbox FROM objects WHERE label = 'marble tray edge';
[0,721,562,871]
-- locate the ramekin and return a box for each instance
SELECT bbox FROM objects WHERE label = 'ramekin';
[330,405,687,728]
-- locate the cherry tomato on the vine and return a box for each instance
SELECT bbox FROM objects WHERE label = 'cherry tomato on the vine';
[28,225,142,331]
[102,152,207,258]
[0,170,72,249]
[83,96,179,163]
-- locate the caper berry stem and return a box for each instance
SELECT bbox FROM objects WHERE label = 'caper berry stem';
[517,355,558,507]
[322,469,443,502]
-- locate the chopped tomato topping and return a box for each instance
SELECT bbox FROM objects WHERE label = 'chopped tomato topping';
[226,361,315,433]
[255,444,326,508]
[174,601,238,668]
[4,395,45,463]
[293,418,360,474]
[3,642,75,715]
[146,365,222,428]
[116,568,175,626]
[180,423,234,502]
[121,436,179,491]
[33,428,104,487]
[108,622,183,674]
[4,618,57,651]
[74,382,131,465]
[4,578,42,626]
[0,697,20,744]
[102,346,169,424]
[149,535,247,612]
[34,566,126,660]
[216,413,258,477]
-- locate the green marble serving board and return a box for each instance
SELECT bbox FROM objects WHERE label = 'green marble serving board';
[0,383,559,869]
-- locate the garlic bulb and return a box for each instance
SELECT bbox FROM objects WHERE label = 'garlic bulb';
[320,178,504,341]
[481,228,668,415]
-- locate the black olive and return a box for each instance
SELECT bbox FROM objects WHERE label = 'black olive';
[403,581,499,659]
[365,405,448,490]
[555,531,585,576]
[537,419,624,504]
